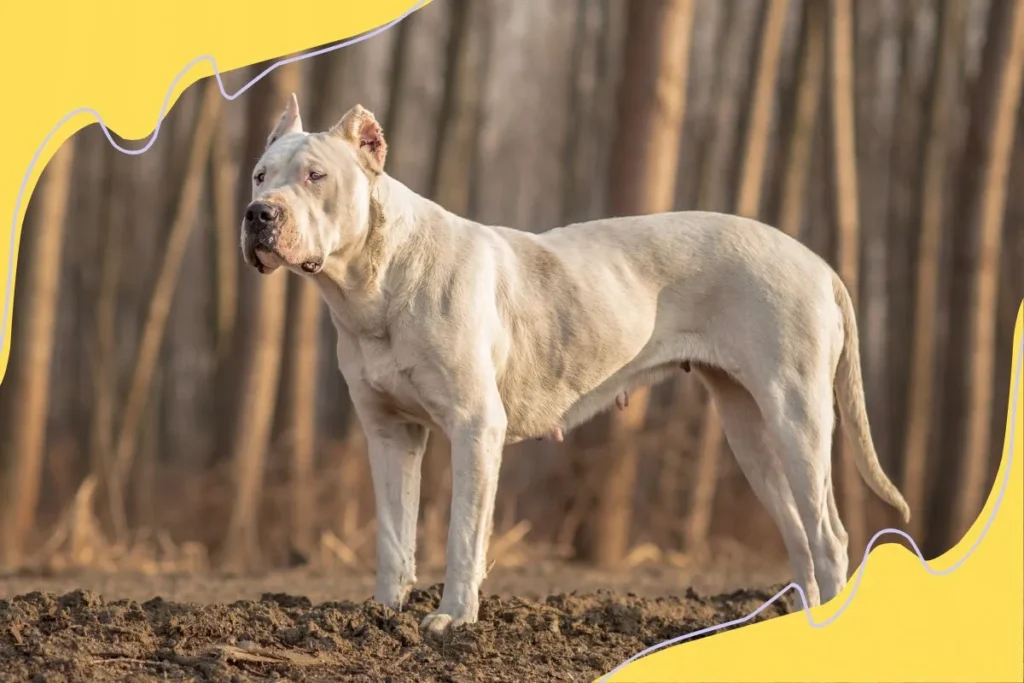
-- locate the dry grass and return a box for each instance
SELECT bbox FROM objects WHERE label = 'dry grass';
[24,477,209,575]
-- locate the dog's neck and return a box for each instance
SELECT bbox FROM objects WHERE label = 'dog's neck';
[311,173,448,339]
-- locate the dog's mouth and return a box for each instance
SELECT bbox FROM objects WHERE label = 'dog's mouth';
[247,244,280,275]
[247,244,323,276]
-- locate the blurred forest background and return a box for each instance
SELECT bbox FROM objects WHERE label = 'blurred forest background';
[1,0,1022,582]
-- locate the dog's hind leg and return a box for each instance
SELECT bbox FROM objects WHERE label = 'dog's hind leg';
[360,414,430,610]
[824,472,850,587]
[699,368,819,607]
[753,366,847,607]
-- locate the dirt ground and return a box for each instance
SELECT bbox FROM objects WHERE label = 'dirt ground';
[0,561,794,683]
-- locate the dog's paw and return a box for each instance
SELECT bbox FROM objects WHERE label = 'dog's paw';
[420,610,473,637]
[375,579,415,611]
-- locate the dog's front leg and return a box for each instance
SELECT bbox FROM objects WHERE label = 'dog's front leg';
[364,418,429,610]
[420,409,506,635]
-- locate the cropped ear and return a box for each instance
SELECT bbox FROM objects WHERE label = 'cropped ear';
[329,104,387,173]
[266,93,303,150]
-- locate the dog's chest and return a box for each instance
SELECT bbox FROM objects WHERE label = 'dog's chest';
[348,337,434,423]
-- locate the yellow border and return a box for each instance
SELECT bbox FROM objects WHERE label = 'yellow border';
[0,3,1020,682]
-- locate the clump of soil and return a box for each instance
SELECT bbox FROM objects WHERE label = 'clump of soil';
[0,584,794,682]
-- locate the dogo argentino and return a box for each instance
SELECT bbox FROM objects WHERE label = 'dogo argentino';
[239,94,911,634]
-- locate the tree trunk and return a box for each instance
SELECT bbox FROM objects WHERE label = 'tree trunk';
[685,0,789,555]
[0,139,76,567]
[954,0,1024,541]
[562,0,610,226]
[108,80,223,543]
[829,0,868,557]
[734,0,791,220]
[930,0,1020,556]
[336,420,368,540]
[884,0,930,491]
[605,1,696,215]
[674,0,730,213]
[307,49,349,131]
[472,0,576,231]
[89,144,124,535]
[382,0,451,196]
[211,118,239,363]
[285,275,321,557]
[573,0,696,568]
[134,367,162,532]
[430,0,489,213]
[222,271,289,570]
[854,0,901,481]
[220,63,301,572]
[902,0,965,540]
[162,84,217,486]
[778,0,826,240]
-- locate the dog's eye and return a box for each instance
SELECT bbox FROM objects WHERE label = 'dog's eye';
[254,171,265,185]
[308,170,326,182]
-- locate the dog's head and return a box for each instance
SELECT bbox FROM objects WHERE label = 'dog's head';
[240,93,388,275]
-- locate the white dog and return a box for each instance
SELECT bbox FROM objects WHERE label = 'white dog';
[239,94,910,634]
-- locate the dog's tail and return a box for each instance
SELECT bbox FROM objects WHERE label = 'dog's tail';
[831,271,911,524]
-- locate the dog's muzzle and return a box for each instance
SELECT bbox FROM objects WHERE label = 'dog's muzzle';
[240,201,322,275]
[242,201,284,273]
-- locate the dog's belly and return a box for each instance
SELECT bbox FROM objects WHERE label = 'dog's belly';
[500,323,710,444]
[501,361,687,444]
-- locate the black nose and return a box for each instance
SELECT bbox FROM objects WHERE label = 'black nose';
[244,201,281,232]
